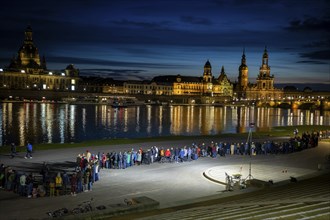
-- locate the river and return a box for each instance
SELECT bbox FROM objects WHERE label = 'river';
[0,102,329,146]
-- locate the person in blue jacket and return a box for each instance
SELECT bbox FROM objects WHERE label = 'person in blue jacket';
[25,142,33,159]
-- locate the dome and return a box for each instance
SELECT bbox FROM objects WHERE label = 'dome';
[66,64,76,70]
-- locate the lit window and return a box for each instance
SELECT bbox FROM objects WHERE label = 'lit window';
[49,72,53,75]
[61,73,65,76]
[71,85,75,91]
[21,70,25,73]
[71,79,75,84]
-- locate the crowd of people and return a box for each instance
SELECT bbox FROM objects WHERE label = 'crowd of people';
[0,129,328,199]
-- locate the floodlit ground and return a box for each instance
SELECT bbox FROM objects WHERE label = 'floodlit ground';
[0,137,329,220]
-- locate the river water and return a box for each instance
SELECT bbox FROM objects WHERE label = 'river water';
[0,102,329,146]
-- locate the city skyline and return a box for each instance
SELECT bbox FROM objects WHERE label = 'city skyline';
[0,0,329,85]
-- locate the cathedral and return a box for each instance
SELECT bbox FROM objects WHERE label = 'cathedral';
[0,25,80,91]
[236,47,283,102]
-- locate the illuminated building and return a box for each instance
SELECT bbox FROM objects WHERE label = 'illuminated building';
[123,80,173,95]
[235,47,283,103]
[0,25,80,91]
[124,60,233,100]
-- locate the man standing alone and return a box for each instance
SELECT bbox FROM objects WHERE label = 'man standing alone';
[10,143,17,159]
[25,142,33,159]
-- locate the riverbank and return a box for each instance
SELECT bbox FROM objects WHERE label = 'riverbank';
[0,125,329,153]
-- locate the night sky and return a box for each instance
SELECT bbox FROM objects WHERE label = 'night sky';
[0,0,329,85]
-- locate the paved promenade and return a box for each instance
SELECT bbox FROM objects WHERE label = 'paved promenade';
[0,137,329,220]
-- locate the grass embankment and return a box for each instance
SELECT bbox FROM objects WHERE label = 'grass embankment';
[0,125,329,153]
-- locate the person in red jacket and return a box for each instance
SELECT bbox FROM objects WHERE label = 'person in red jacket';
[165,148,171,158]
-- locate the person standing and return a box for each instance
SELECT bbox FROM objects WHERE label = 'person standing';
[70,173,77,196]
[10,143,17,159]
[55,172,63,196]
[19,173,26,196]
[49,177,55,197]
[26,173,33,198]
[25,142,33,159]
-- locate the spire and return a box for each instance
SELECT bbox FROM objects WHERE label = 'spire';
[262,46,268,65]
[241,48,246,65]
[221,65,225,74]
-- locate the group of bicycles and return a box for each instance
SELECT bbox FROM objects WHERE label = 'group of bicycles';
[47,198,133,218]
[47,198,94,218]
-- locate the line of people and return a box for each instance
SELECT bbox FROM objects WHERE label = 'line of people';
[0,129,325,199]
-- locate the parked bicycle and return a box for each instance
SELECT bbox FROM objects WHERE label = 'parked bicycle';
[47,208,69,218]
[71,198,93,215]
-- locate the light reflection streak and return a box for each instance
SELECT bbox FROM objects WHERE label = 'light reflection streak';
[0,105,2,146]
[136,106,140,133]
[158,106,163,134]
[18,105,25,146]
[113,108,118,133]
[46,104,54,143]
[100,105,107,127]
[32,104,37,138]
[124,108,128,132]
[147,105,151,134]
[82,108,86,132]
[198,107,202,134]
[59,106,65,143]
[69,105,76,139]
[41,104,46,140]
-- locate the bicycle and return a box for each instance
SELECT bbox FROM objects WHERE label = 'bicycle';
[71,198,93,215]
[47,208,69,218]
[124,198,133,206]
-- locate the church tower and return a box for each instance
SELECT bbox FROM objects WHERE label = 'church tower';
[256,46,274,90]
[19,25,41,67]
[238,48,248,90]
[202,60,213,95]
[203,60,212,83]
[9,25,46,73]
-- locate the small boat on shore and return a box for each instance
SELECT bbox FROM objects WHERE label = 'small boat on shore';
[111,101,127,108]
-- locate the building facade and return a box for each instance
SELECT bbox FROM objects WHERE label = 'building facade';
[124,60,233,98]
[236,47,283,102]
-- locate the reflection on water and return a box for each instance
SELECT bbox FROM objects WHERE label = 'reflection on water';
[0,102,329,146]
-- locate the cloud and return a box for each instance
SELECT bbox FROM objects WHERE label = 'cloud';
[296,60,328,65]
[181,16,212,25]
[285,16,330,32]
[79,68,149,81]
[111,19,171,30]
[299,50,330,61]
[47,56,186,69]
[303,39,330,48]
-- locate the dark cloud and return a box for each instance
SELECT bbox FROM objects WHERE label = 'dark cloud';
[181,16,212,25]
[303,39,330,48]
[296,60,328,65]
[300,50,330,61]
[285,16,330,32]
[47,56,186,69]
[80,68,149,81]
[111,19,172,30]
